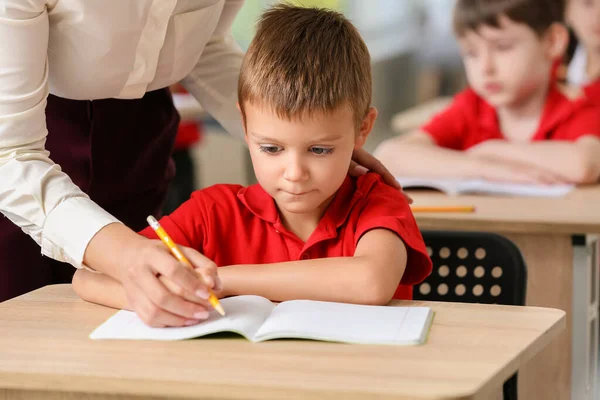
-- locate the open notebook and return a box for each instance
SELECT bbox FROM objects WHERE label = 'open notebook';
[396,177,574,197]
[90,295,434,345]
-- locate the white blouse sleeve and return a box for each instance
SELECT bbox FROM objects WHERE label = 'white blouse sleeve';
[180,0,245,140]
[0,0,120,268]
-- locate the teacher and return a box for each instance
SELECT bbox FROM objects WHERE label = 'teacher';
[0,0,403,327]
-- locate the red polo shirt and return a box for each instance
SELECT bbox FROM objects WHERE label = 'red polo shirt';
[139,173,432,299]
[422,86,600,150]
[584,79,600,105]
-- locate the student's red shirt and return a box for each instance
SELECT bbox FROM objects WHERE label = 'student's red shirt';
[139,173,432,300]
[422,86,600,150]
[584,79,600,105]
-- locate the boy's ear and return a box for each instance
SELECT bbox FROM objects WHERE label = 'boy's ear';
[355,107,378,149]
[544,23,569,60]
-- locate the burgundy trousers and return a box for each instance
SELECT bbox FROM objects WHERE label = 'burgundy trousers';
[0,89,180,302]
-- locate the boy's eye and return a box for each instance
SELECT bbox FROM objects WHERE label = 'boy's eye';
[310,147,334,155]
[259,145,282,154]
[494,42,514,51]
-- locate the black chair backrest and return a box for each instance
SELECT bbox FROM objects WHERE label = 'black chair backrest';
[415,231,527,400]
[415,231,526,306]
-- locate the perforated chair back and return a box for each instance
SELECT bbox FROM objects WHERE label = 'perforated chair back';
[415,231,526,305]
[415,231,527,400]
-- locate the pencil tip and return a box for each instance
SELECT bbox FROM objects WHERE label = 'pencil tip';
[214,304,226,316]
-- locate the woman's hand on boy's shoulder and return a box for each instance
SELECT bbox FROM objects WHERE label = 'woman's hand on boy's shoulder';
[350,148,413,204]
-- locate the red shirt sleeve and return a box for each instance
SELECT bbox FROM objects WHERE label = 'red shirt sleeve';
[354,176,432,287]
[584,79,600,106]
[137,191,208,250]
[420,90,475,150]
[558,100,600,141]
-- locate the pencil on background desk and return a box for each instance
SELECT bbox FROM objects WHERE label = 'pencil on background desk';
[411,206,476,213]
[146,215,226,316]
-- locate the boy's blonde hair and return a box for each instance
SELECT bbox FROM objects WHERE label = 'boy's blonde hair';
[238,3,372,129]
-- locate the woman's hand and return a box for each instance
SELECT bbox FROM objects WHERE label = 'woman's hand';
[84,223,220,327]
[158,247,223,303]
[122,240,222,327]
[349,148,413,204]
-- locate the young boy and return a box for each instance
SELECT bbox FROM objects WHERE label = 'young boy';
[72,4,432,326]
[375,0,600,185]
[566,0,600,102]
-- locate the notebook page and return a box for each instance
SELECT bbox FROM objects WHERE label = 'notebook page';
[461,180,574,197]
[253,300,432,345]
[397,176,574,197]
[90,295,275,341]
[396,177,462,195]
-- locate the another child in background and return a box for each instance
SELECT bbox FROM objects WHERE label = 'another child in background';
[375,0,600,185]
[566,0,600,102]
[72,4,432,326]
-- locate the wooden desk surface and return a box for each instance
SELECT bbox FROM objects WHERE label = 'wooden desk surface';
[391,97,452,133]
[0,285,565,400]
[409,185,600,235]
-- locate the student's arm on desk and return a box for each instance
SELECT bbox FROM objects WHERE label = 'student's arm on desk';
[373,131,565,183]
[72,269,130,310]
[217,229,407,305]
[373,131,480,178]
[467,136,600,184]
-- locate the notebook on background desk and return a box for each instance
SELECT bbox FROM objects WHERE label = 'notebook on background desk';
[90,295,434,345]
[396,177,574,197]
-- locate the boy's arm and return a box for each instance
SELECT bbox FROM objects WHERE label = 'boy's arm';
[374,91,491,179]
[468,135,600,184]
[374,131,565,183]
[217,229,407,305]
[374,131,484,178]
[72,269,131,310]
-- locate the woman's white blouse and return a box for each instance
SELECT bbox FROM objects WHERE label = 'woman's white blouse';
[0,0,245,267]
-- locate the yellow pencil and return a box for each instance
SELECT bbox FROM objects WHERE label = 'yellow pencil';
[146,216,226,316]
[411,206,476,213]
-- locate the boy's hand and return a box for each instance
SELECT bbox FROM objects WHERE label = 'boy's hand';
[466,139,506,158]
[481,159,570,184]
[350,148,413,204]
[469,141,572,184]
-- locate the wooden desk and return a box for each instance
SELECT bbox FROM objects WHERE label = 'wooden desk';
[410,186,600,400]
[0,285,564,400]
[391,97,452,133]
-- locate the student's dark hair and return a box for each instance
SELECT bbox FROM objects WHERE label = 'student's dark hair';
[453,0,565,37]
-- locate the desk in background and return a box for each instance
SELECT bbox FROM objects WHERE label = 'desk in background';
[410,186,600,400]
[0,285,564,400]
[391,96,451,134]
[172,93,206,122]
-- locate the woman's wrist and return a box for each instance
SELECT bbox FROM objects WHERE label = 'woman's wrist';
[83,222,146,282]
